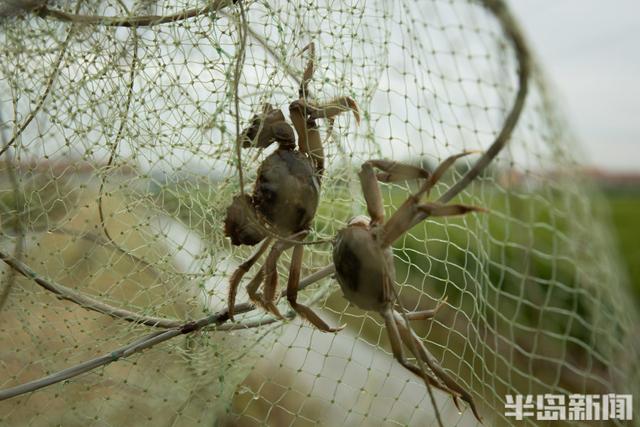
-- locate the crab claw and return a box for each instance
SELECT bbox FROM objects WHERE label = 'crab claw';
[417,202,488,218]
[307,96,360,125]
[298,42,316,88]
[224,195,265,246]
[241,104,291,149]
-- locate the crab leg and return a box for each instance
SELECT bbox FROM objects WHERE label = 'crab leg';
[403,297,448,321]
[306,97,360,124]
[290,42,318,162]
[252,238,291,319]
[290,98,359,175]
[414,151,479,198]
[381,307,460,398]
[297,43,360,124]
[228,237,273,320]
[378,152,482,248]
[286,242,344,332]
[359,159,431,235]
[248,231,309,320]
[403,310,438,322]
[381,200,484,248]
[291,40,359,174]
[245,265,266,309]
[392,310,482,422]
[366,159,430,183]
[417,203,486,218]
[359,162,386,225]
[299,42,315,99]
[289,100,321,169]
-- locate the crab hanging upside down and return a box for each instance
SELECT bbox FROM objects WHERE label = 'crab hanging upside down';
[224,42,359,330]
[332,154,486,422]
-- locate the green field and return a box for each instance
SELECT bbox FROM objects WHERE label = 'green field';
[604,191,640,301]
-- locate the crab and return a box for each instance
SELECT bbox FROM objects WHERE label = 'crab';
[331,154,485,422]
[224,42,359,330]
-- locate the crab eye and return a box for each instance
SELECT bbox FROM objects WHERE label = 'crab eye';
[347,215,371,227]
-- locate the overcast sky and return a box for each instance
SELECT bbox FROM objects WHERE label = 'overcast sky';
[509,1,640,172]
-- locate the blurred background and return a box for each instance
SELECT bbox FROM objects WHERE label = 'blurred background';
[512,0,640,301]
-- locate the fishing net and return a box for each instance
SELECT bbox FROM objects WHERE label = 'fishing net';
[1,0,638,426]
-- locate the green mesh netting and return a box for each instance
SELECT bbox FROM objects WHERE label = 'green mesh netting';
[1,0,638,426]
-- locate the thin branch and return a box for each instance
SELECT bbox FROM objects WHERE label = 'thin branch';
[0,264,334,400]
[0,247,335,329]
[0,249,182,328]
[0,328,176,401]
[35,0,233,28]
[36,0,299,92]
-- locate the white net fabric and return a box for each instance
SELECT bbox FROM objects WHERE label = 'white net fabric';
[1,0,638,426]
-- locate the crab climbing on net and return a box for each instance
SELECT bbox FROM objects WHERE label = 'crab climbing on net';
[224,42,359,330]
[331,154,485,422]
